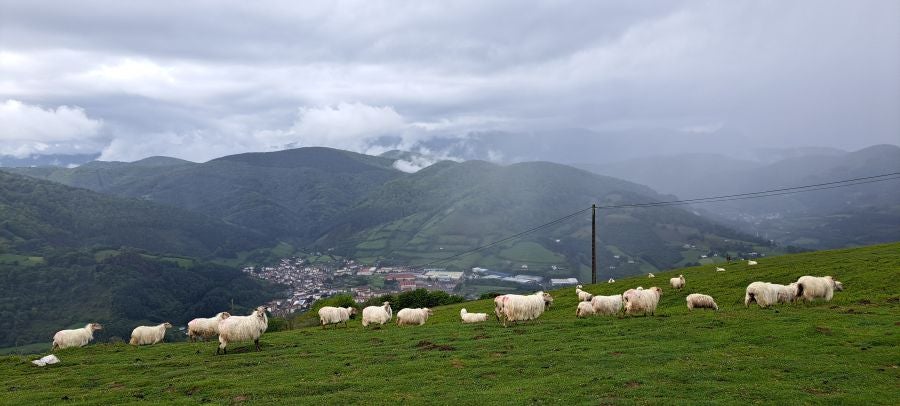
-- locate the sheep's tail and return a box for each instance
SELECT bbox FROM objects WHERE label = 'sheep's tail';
[796,283,805,299]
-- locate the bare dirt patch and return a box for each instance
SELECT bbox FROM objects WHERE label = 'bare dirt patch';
[415,340,455,351]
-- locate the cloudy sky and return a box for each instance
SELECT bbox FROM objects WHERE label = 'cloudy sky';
[1,0,898,164]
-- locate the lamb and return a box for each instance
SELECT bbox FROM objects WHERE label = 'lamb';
[575,285,593,302]
[318,306,356,329]
[187,312,231,342]
[216,306,269,355]
[715,267,726,272]
[648,273,655,278]
[623,287,662,316]
[796,275,844,302]
[460,308,488,323]
[670,274,685,290]
[686,293,718,310]
[576,301,595,317]
[361,301,392,327]
[744,282,797,308]
[495,291,553,327]
[590,294,624,316]
[396,308,433,326]
[130,322,173,346]
[607,278,615,283]
[52,323,102,350]
[748,260,758,266]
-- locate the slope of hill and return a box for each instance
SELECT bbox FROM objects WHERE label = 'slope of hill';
[0,171,271,258]
[2,243,896,404]
[320,160,768,280]
[11,147,403,245]
[580,145,900,248]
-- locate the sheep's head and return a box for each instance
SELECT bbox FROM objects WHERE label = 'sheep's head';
[652,287,663,296]
[425,308,433,316]
[382,301,391,307]
[218,312,231,320]
[254,306,269,317]
[460,308,467,316]
[576,285,583,289]
[90,323,103,331]
[834,280,844,291]
[349,307,358,316]
[542,292,554,307]
[163,322,173,329]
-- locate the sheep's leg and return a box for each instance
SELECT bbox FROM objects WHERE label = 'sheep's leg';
[255,339,260,351]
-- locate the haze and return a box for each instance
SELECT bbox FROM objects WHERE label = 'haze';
[1,0,898,164]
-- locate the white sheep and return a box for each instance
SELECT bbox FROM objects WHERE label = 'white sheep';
[52,323,102,350]
[216,306,269,355]
[648,273,655,278]
[715,267,726,272]
[396,308,433,326]
[494,291,553,327]
[623,287,662,316]
[318,306,357,329]
[686,293,718,310]
[361,301,392,327]
[777,282,801,304]
[608,278,616,283]
[744,282,797,308]
[590,294,624,316]
[670,274,685,290]
[748,260,758,266]
[796,275,844,302]
[187,312,231,342]
[460,308,488,323]
[576,301,595,318]
[130,322,173,346]
[575,285,593,302]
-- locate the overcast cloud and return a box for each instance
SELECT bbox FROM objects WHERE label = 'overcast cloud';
[0,0,897,163]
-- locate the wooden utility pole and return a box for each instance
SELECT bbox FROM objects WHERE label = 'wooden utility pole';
[591,204,597,284]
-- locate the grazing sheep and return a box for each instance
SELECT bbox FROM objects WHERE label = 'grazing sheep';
[670,274,685,290]
[590,294,624,316]
[796,275,844,302]
[495,291,553,327]
[623,287,663,316]
[361,302,393,327]
[715,267,726,272]
[397,308,433,326]
[187,312,231,342]
[460,308,488,323]
[648,273,656,278]
[216,306,269,355]
[686,294,718,310]
[608,278,616,283]
[748,260,758,266]
[318,306,357,328]
[130,322,173,346]
[576,301,595,318]
[777,282,801,304]
[52,323,102,350]
[744,282,796,308]
[575,285,593,302]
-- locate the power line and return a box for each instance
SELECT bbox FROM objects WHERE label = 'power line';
[414,172,900,268]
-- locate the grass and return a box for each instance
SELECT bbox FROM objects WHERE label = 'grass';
[2,243,898,404]
[0,253,44,266]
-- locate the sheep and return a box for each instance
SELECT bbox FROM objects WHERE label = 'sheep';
[318,306,356,329]
[187,312,231,342]
[608,278,615,283]
[744,282,797,308]
[777,282,801,304]
[495,291,553,327]
[216,306,269,355]
[748,260,758,266]
[670,274,685,290]
[575,285,593,302]
[52,323,102,350]
[130,322,173,346]
[715,267,726,272]
[648,273,655,278]
[576,301,595,317]
[460,308,488,323]
[796,275,844,302]
[396,308,433,326]
[623,287,662,316]
[686,293,718,310]
[590,294,624,316]
[361,301,392,327]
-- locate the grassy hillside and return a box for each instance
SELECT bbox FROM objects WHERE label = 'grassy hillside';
[2,243,897,404]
